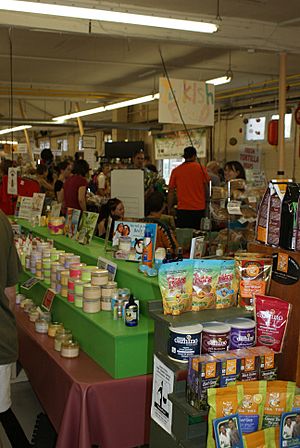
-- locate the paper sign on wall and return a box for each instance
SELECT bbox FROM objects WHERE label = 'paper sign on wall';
[155,129,206,159]
[151,355,174,435]
[239,145,261,171]
[7,167,18,195]
[159,77,214,126]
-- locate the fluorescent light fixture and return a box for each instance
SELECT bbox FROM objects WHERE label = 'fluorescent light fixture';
[53,93,160,122]
[0,140,18,144]
[206,75,232,86]
[0,125,32,135]
[0,1,218,33]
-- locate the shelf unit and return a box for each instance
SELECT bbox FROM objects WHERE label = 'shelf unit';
[148,301,252,448]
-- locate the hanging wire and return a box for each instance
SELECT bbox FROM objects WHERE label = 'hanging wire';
[8,28,13,148]
[216,0,222,22]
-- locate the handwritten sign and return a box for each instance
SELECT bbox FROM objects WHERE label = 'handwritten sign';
[239,145,261,170]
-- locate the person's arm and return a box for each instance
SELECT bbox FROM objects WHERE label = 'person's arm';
[57,188,64,204]
[98,219,106,237]
[78,185,87,211]
[4,285,16,311]
[40,178,54,191]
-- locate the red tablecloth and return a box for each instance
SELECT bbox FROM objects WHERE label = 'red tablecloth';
[15,307,152,448]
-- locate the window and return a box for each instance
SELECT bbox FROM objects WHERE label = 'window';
[245,117,266,141]
[162,158,184,184]
[57,138,68,152]
[39,140,50,150]
[271,113,292,139]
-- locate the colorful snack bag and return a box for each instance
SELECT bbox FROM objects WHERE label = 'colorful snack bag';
[207,385,243,448]
[158,260,193,315]
[192,259,219,311]
[262,380,296,428]
[292,394,300,411]
[235,254,272,310]
[237,380,267,433]
[212,352,241,387]
[231,349,260,382]
[186,355,220,411]
[247,346,277,381]
[256,184,271,244]
[279,183,300,251]
[215,259,237,309]
[243,427,277,448]
[255,294,292,352]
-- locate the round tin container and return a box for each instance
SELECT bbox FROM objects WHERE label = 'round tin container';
[91,269,109,286]
[67,290,75,303]
[65,255,80,268]
[60,272,69,287]
[74,295,83,308]
[69,263,85,278]
[61,286,68,298]
[102,282,118,299]
[201,321,231,354]
[81,266,97,282]
[83,285,101,300]
[101,297,112,311]
[168,324,203,363]
[83,299,101,313]
[227,317,256,349]
[74,280,88,296]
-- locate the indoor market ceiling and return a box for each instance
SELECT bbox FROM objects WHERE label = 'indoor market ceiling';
[0,0,300,136]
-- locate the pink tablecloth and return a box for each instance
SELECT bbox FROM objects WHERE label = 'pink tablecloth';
[15,307,152,448]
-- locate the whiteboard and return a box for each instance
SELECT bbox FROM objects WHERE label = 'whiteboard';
[111,169,144,218]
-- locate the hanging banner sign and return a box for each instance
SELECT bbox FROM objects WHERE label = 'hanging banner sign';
[154,129,206,159]
[159,77,215,126]
[239,145,261,171]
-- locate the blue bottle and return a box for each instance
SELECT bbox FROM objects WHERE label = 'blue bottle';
[125,295,138,327]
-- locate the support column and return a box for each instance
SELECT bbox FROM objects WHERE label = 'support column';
[278,52,286,176]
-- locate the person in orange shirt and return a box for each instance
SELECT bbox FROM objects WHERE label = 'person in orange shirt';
[167,146,209,229]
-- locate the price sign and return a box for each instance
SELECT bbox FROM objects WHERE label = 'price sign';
[42,289,56,311]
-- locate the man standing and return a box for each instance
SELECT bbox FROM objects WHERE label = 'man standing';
[168,146,208,229]
[0,210,32,447]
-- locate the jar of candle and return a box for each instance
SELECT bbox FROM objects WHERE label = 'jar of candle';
[29,307,40,322]
[48,322,64,338]
[83,299,101,313]
[35,318,49,334]
[67,290,75,303]
[68,278,75,291]
[61,286,68,298]
[61,341,79,358]
[119,236,131,252]
[65,255,80,268]
[74,280,88,296]
[81,266,97,282]
[56,267,69,283]
[60,272,69,287]
[74,295,83,308]
[91,269,109,286]
[69,263,85,278]
[83,285,101,300]
[101,282,118,299]
[36,270,43,279]
[54,329,72,351]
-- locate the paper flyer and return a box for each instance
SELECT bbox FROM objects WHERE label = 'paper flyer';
[31,193,45,218]
[151,355,174,435]
[16,196,33,220]
[65,208,81,239]
[76,211,99,244]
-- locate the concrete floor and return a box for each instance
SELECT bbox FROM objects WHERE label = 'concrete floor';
[0,379,43,447]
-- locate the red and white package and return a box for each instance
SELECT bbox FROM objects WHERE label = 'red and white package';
[254,294,292,353]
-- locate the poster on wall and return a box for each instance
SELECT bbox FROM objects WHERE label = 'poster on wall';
[155,129,206,159]
[239,145,261,171]
[159,77,215,126]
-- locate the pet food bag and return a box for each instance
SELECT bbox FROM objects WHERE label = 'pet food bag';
[192,259,219,311]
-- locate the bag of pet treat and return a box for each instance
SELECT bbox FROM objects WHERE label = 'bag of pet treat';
[237,380,267,434]
[262,380,296,428]
[159,260,193,315]
[215,259,237,309]
[255,294,292,353]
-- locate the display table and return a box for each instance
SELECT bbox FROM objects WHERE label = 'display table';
[16,306,152,448]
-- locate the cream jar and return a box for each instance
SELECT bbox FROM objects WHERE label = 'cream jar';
[74,280,88,296]
[50,262,61,274]
[68,279,75,291]
[36,270,43,279]
[25,255,31,270]
[101,282,118,299]
[83,299,101,313]
[101,297,112,311]
[42,259,51,270]
[56,283,62,294]
[50,281,56,290]
[60,272,69,287]
[67,290,75,303]
[119,236,131,252]
[48,322,64,338]
[44,269,51,278]
[61,286,68,298]
[61,341,79,358]
[81,266,97,282]
[56,267,69,283]
[65,255,80,268]
[35,318,49,334]
[54,329,72,351]
[35,259,42,270]
[83,285,101,300]
[69,263,85,278]
[91,269,109,286]
[29,307,40,322]
[74,295,83,308]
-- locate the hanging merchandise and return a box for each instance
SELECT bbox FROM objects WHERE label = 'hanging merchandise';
[256,183,271,244]
[267,119,278,146]
[279,183,300,250]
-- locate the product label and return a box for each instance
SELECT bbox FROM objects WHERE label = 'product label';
[239,414,259,434]
[230,327,256,349]
[202,331,230,354]
[168,331,201,361]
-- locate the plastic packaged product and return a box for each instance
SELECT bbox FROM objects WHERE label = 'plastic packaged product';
[192,259,219,311]
[256,184,271,244]
[212,352,241,387]
[207,385,243,448]
[158,260,193,315]
[201,321,231,354]
[267,182,285,247]
[235,254,272,310]
[243,427,277,448]
[237,380,267,434]
[255,294,292,352]
[215,259,237,309]
[262,380,296,428]
[279,183,300,250]
[186,355,221,411]
[227,317,256,349]
[168,324,203,363]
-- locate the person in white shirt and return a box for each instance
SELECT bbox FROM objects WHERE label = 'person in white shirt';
[218,425,231,448]
[97,163,111,197]
[283,417,295,439]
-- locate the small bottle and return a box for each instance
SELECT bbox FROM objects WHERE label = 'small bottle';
[163,248,173,264]
[176,247,183,262]
[125,295,138,327]
[142,231,153,267]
